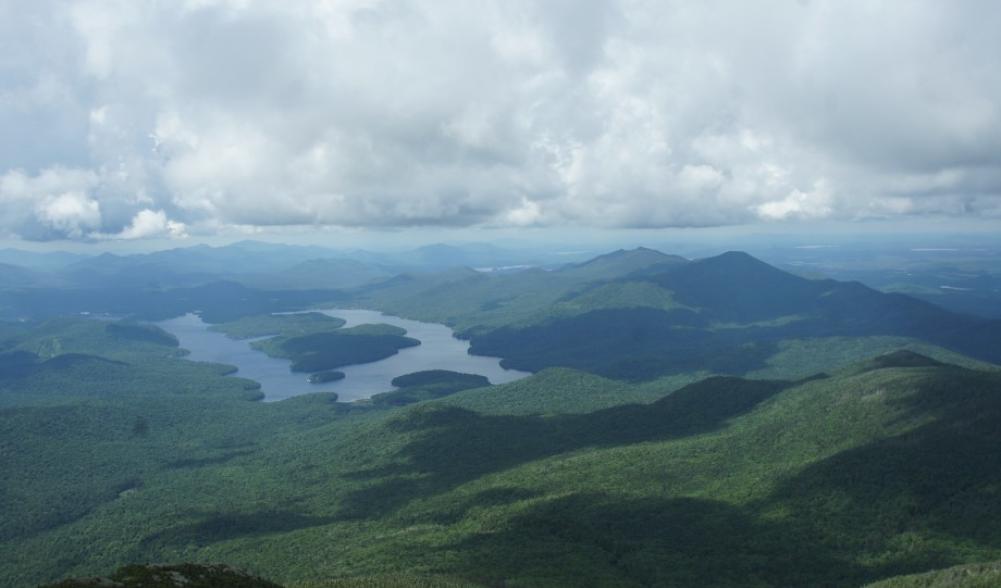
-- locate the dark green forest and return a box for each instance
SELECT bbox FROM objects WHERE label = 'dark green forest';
[3,247,1001,587]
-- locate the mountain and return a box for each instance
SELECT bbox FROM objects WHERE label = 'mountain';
[7,246,1001,587]
[8,328,1001,586]
[865,561,1001,587]
[560,246,688,280]
[56,242,344,288]
[404,243,504,268]
[236,257,394,290]
[0,280,345,323]
[762,243,1001,320]
[40,563,282,588]
[651,250,821,319]
[4,241,559,292]
[0,248,87,271]
[348,248,1001,380]
[0,241,588,298]
[0,262,46,289]
[351,247,693,332]
[56,252,210,289]
[48,243,406,292]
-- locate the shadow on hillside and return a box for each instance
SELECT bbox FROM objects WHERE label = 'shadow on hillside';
[336,377,789,520]
[393,486,543,528]
[470,307,788,380]
[408,493,864,587]
[139,510,335,552]
[766,366,1001,581]
[164,449,256,470]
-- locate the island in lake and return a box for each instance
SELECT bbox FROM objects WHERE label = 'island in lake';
[308,370,346,384]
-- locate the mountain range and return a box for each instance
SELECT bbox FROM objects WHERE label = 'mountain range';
[353,248,1001,381]
[2,245,1001,587]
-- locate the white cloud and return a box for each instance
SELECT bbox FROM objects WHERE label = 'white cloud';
[0,0,999,240]
[34,192,102,238]
[0,167,101,239]
[756,180,834,221]
[111,209,188,240]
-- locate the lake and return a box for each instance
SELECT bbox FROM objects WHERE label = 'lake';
[157,308,530,402]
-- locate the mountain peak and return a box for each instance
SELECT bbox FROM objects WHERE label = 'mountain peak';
[717,250,755,258]
[699,250,770,267]
[415,243,461,253]
[673,251,794,282]
[647,250,824,321]
[578,247,675,265]
[564,247,686,279]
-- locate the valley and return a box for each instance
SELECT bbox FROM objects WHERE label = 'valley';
[2,243,1001,587]
[5,6,999,585]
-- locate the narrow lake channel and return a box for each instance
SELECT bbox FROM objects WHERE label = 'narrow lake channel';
[157,308,530,402]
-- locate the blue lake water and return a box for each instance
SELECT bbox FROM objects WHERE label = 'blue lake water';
[157,309,530,402]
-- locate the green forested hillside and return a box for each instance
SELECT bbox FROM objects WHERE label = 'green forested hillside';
[555,247,687,280]
[40,563,283,588]
[6,313,1001,588]
[0,281,344,323]
[249,324,420,372]
[865,561,1001,587]
[349,248,682,331]
[209,313,347,339]
[0,318,350,582]
[361,250,1001,381]
[6,248,1001,588]
[368,370,491,407]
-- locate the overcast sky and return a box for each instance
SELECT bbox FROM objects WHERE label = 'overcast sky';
[1,0,999,243]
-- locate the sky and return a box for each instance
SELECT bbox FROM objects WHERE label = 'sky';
[1,0,999,245]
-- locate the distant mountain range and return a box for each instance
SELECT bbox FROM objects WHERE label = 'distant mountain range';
[1,244,999,381]
[4,245,1001,587]
[0,240,588,291]
[354,248,1001,380]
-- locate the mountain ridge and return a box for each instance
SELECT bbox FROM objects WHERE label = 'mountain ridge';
[4,308,1001,587]
[459,250,1001,379]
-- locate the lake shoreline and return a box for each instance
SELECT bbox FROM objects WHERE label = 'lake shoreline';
[157,308,529,402]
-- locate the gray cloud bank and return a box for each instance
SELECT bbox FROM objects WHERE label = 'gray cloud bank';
[1,0,999,240]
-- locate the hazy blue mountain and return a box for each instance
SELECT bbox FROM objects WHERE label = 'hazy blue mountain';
[559,246,688,279]
[758,243,1001,320]
[366,242,558,271]
[0,281,345,323]
[0,249,88,271]
[59,242,340,284]
[235,257,395,290]
[348,248,1001,380]
[0,262,47,289]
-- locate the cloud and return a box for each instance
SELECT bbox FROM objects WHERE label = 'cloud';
[0,167,101,239]
[0,166,187,240]
[756,180,834,221]
[35,192,102,238]
[0,0,999,239]
[109,209,188,240]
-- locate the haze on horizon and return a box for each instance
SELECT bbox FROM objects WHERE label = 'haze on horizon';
[1,0,999,248]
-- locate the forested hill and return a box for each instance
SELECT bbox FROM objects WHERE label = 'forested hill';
[17,344,1001,587]
[352,249,1001,380]
[0,281,346,323]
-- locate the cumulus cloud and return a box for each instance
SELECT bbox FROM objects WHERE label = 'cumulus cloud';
[35,192,102,238]
[0,167,101,239]
[0,0,999,239]
[107,209,188,240]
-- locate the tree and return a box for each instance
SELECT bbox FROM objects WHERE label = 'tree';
[131,416,149,438]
